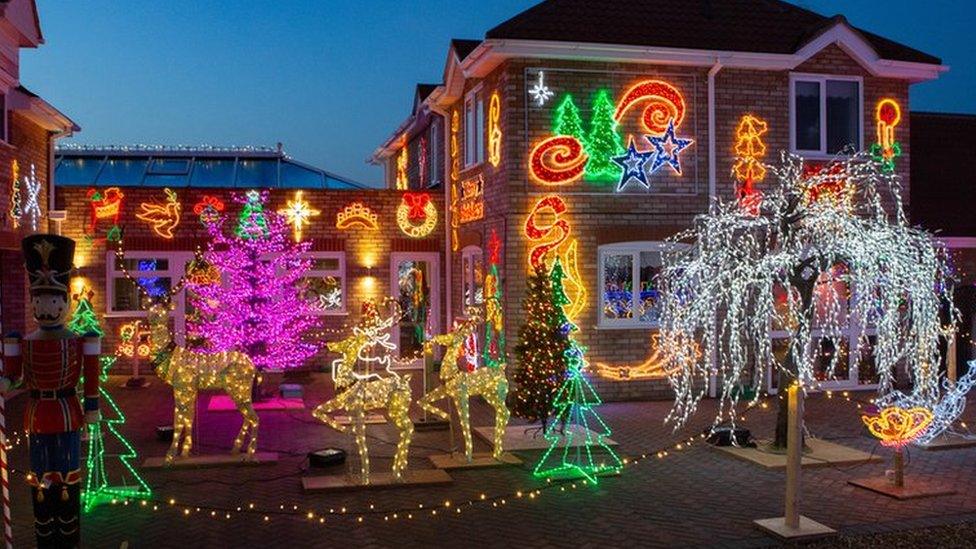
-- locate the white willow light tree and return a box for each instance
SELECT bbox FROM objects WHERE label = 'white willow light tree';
[659,151,957,448]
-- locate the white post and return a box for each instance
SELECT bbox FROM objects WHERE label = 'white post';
[784,384,802,529]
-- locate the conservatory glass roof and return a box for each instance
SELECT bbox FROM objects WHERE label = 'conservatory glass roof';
[54,145,366,190]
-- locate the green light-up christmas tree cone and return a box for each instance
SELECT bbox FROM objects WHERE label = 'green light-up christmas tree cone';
[82,356,153,512]
[553,94,587,146]
[585,89,624,182]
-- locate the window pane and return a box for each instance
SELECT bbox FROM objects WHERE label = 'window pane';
[476,97,485,162]
[113,276,171,311]
[826,80,859,154]
[473,253,484,305]
[236,159,278,188]
[114,257,169,271]
[602,254,633,319]
[96,159,147,186]
[310,257,340,271]
[397,260,430,357]
[149,158,190,175]
[638,251,663,323]
[812,337,849,382]
[302,276,343,312]
[281,162,325,188]
[55,157,104,185]
[794,81,821,150]
[143,173,189,188]
[465,101,475,165]
[190,159,236,187]
[856,336,879,384]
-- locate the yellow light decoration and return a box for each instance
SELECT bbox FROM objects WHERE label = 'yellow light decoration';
[146,301,260,463]
[312,299,414,484]
[450,110,460,183]
[488,91,502,167]
[523,195,586,320]
[117,321,151,358]
[136,188,182,239]
[457,174,484,224]
[278,190,321,242]
[450,180,460,251]
[594,334,700,380]
[185,257,221,286]
[419,308,510,462]
[871,98,902,171]
[862,406,933,448]
[395,135,409,190]
[732,114,768,184]
[396,192,437,238]
[336,202,379,230]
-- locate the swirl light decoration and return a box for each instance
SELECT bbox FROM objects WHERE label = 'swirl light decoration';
[524,195,570,269]
[336,202,379,230]
[488,91,503,167]
[613,79,686,134]
[529,135,588,186]
[396,192,437,238]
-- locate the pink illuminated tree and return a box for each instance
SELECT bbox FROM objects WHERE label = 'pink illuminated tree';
[187,190,322,371]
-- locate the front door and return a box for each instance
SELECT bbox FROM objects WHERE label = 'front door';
[390,252,440,369]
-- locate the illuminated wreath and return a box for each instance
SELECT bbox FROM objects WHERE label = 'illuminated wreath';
[396,193,437,238]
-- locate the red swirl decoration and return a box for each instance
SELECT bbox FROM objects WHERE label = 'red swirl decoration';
[529,135,588,186]
[613,79,686,134]
[524,195,570,269]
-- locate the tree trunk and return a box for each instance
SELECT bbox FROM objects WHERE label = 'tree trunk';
[773,273,816,450]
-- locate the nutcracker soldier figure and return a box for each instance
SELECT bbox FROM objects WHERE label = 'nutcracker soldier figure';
[1,234,99,548]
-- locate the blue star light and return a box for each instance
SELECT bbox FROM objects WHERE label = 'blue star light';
[612,137,654,192]
[646,119,694,175]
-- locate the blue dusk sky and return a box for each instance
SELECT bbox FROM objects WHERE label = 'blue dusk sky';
[22,0,975,186]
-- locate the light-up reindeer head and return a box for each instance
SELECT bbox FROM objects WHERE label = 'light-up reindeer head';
[427,306,481,382]
[328,298,404,387]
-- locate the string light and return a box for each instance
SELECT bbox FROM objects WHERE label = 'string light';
[312,299,414,484]
[613,79,685,134]
[336,202,379,230]
[488,91,502,167]
[395,134,408,190]
[660,152,957,446]
[8,159,21,229]
[147,300,261,463]
[277,190,321,242]
[136,188,182,239]
[192,195,225,226]
[420,308,510,461]
[396,192,437,238]
[732,114,769,215]
[593,334,700,381]
[875,370,976,446]
[450,110,460,184]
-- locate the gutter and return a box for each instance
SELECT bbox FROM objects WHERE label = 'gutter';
[428,104,453,326]
[707,60,723,205]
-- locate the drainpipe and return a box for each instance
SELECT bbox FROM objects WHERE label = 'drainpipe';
[707,60,722,399]
[429,104,452,327]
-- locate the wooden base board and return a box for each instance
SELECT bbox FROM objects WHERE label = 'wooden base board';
[849,477,957,500]
[428,452,522,470]
[302,469,453,493]
[474,425,618,451]
[334,414,387,425]
[918,436,976,451]
[754,516,836,540]
[714,438,881,469]
[142,452,279,469]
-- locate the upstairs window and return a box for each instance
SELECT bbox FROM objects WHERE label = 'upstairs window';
[791,75,862,155]
[0,93,7,142]
[428,120,441,187]
[464,88,484,167]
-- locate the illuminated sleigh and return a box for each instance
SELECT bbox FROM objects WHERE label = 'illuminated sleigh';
[87,187,124,232]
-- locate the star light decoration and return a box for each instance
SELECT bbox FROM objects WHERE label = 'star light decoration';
[658,152,960,446]
[612,137,654,191]
[646,118,693,175]
[278,190,321,242]
[528,70,555,107]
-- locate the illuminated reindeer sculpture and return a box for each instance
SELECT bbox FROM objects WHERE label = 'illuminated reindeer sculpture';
[312,299,414,484]
[146,299,260,463]
[420,307,511,461]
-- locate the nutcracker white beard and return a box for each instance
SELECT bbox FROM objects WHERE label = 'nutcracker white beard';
[31,292,68,328]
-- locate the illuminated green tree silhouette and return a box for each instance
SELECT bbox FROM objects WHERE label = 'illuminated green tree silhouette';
[585,89,624,182]
[67,289,104,337]
[553,94,586,146]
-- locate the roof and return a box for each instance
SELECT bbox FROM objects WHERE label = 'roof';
[12,85,79,132]
[910,112,976,236]
[54,144,367,190]
[414,83,440,110]
[450,39,482,62]
[486,0,940,65]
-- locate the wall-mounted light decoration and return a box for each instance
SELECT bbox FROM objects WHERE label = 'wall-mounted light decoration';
[612,137,654,192]
[457,174,484,224]
[87,187,125,235]
[419,135,428,184]
[117,320,151,359]
[594,334,700,380]
[528,70,555,107]
[732,114,769,216]
[395,134,409,190]
[336,202,379,230]
[185,256,221,286]
[529,135,588,185]
[278,190,320,242]
[450,110,460,184]
[523,195,585,320]
[870,98,902,173]
[613,79,686,134]
[488,91,502,167]
[8,160,22,229]
[646,119,694,176]
[396,192,437,238]
[192,195,225,226]
[136,188,182,239]
[21,162,41,232]
[802,162,853,211]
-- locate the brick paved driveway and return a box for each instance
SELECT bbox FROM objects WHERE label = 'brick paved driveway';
[3,374,975,548]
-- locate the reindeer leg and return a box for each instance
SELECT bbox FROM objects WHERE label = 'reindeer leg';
[352,406,369,485]
[418,385,450,421]
[180,390,197,458]
[312,393,348,433]
[166,403,184,463]
[388,384,414,480]
[490,375,511,460]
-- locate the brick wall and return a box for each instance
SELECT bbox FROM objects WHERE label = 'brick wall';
[56,186,445,374]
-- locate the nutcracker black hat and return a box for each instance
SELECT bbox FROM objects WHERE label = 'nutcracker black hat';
[21,234,75,296]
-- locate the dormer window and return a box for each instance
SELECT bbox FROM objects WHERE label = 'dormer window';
[790,74,862,156]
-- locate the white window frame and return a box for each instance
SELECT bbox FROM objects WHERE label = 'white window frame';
[303,251,347,316]
[597,241,672,329]
[464,85,484,168]
[789,73,864,158]
[428,120,440,187]
[105,251,192,345]
[461,245,484,308]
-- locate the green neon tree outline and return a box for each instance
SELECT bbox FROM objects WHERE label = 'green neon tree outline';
[552,94,587,146]
[584,89,624,182]
[82,356,153,512]
[67,290,104,337]
[235,189,270,240]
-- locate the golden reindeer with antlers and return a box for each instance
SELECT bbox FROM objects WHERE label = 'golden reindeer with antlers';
[146,299,260,463]
[419,306,510,462]
[311,299,414,484]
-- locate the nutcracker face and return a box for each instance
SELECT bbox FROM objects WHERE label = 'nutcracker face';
[31,291,69,328]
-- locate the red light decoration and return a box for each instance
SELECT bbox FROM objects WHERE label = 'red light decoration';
[802,162,853,209]
[871,98,902,172]
[613,79,686,134]
[529,135,588,186]
[396,192,437,238]
[488,228,502,265]
[87,187,124,234]
[192,195,225,226]
[524,195,570,269]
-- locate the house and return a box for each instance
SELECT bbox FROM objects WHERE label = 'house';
[0,0,79,336]
[370,0,946,399]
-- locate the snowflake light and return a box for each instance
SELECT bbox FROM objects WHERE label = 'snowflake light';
[528,70,554,107]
